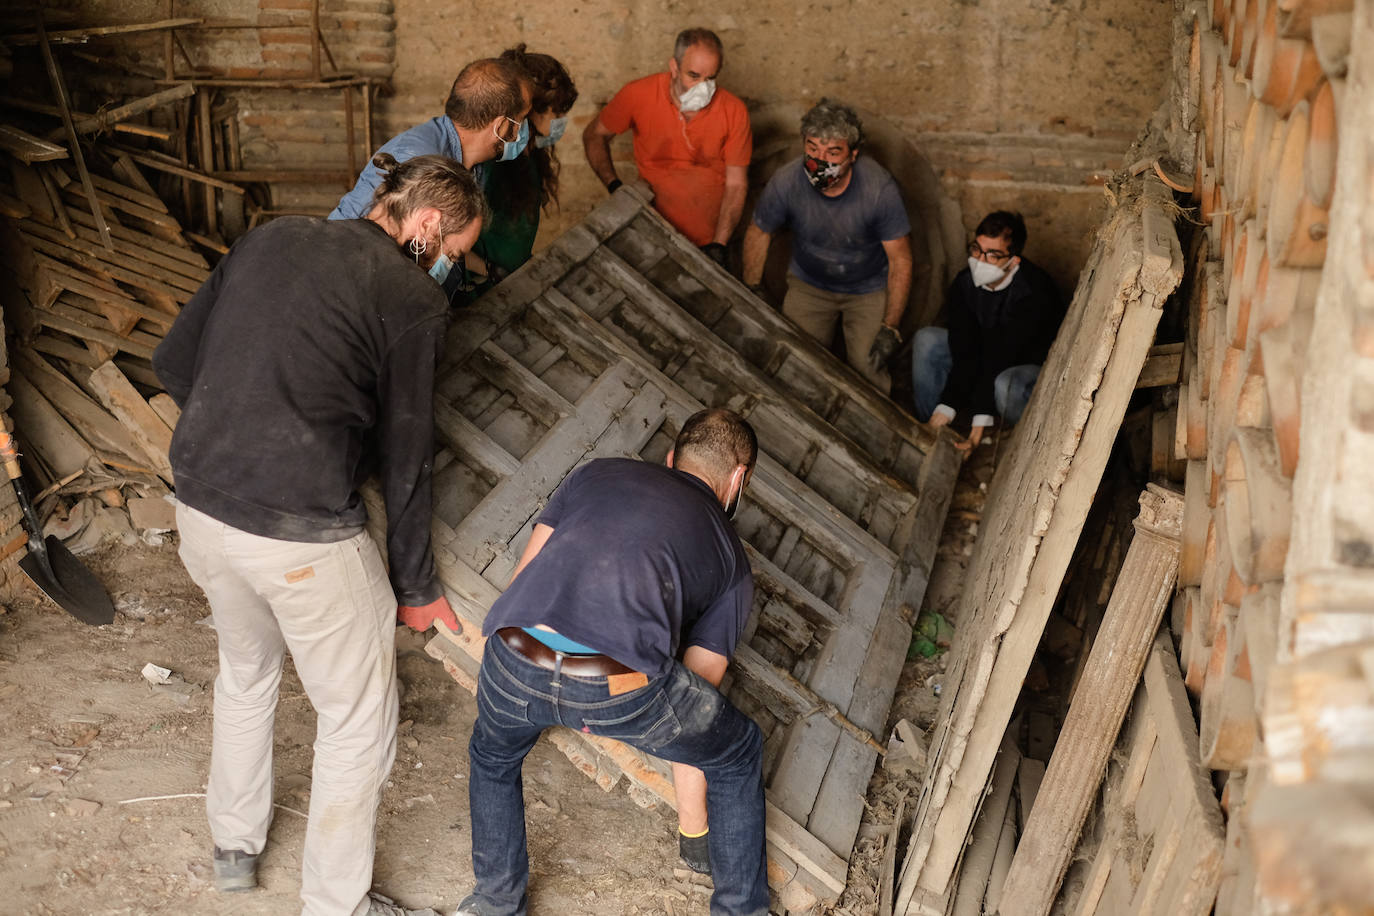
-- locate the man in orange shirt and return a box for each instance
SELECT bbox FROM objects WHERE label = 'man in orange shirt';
[583,28,753,268]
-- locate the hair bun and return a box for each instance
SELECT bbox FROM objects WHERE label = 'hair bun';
[372,152,400,174]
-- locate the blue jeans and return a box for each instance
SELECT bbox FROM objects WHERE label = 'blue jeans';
[460,635,769,916]
[910,327,1041,426]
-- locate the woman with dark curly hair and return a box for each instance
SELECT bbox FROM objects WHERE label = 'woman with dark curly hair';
[468,45,578,288]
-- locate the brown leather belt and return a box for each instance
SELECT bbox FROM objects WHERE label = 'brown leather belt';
[496,627,638,677]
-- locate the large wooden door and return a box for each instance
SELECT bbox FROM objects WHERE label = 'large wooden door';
[368,188,961,908]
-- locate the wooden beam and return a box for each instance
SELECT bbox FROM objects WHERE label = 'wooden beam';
[7,369,97,480]
[86,361,174,484]
[34,16,113,252]
[67,83,195,135]
[106,145,246,194]
[1137,341,1185,389]
[0,125,68,163]
[998,485,1184,916]
[4,18,202,45]
[11,348,147,464]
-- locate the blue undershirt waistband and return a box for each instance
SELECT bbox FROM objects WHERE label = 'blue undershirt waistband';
[521,627,599,655]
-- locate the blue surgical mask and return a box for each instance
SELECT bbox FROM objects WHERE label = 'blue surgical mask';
[535,116,568,149]
[428,252,455,285]
[497,119,530,162]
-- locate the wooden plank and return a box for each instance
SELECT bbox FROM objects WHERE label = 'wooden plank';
[1000,485,1183,916]
[148,393,180,430]
[37,167,76,240]
[36,265,177,329]
[48,299,162,350]
[35,19,113,252]
[32,310,158,360]
[7,369,96,479]
[533,291,905,567]
[609,207,936,459]
[32,334,100,368]
[19,228,191,302]
[471,341,573,428]
[64,205,207,268]
[541,277,917,548]
[85,360,174,483]
[447,362,644,569]
[732,644,883,753]
[897,177,1184,912]
[433,401,520,479]
[951,734,1020,916]
[809,606,910,854]
[764,800,849,896]
[0,125,68,163]
[587,247,910,491]
[67,84,196,136]
[60,182,184,232]
[10,161,53,219]
[107,144,247,195]
[4,18,202,45]
[1136,341,1185,388]
[1140,637,1225,916]
[11,348,147,464]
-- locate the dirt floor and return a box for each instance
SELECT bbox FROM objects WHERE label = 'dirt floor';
[0,437,997,916]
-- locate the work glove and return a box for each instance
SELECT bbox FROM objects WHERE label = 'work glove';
[397,595,461,633]
[868,325,902,372]
[700,243,729,269]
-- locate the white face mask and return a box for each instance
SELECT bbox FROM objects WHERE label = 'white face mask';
[678,78,716,113]
[968,256,1009,289]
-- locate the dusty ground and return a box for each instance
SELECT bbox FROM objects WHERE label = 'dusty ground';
[0,433,999,916]
[0,541,700,916]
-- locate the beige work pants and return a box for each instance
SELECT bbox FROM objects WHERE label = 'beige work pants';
[177,503,399,916]
[782,275,891,393]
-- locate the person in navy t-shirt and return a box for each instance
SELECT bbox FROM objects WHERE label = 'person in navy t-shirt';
[457,409,769,916]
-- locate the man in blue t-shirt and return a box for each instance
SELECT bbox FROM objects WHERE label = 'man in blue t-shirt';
[329,58,532,220]
[456,409,769,916]
[742,98,913,394]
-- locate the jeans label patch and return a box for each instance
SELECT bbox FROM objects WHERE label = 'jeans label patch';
[284,565,315,584]
[606,672,649,696]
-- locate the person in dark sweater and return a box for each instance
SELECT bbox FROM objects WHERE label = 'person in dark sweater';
[153,154,484,916]
[911,211,1064,450]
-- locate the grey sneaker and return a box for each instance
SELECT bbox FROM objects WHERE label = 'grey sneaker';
[365,892,439,916]
[212,846,258,892]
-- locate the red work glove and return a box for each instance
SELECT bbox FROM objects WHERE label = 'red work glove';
[397,595,461,633]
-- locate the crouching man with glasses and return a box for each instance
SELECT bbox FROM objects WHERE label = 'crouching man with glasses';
[911,210,1065,451]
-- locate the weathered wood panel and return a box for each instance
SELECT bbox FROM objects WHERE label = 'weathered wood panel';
[378,188,961,908]
[896,176,1184,912]
[1000,485,1184,916]
[1053,635,1225,916]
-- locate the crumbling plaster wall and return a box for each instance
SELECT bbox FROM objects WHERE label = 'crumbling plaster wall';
[382,0,1174,295]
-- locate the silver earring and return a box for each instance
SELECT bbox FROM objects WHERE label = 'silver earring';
[409,236,427,259]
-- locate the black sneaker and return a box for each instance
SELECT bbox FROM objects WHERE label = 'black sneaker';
[679,830,711,875]
[212,846,258,892]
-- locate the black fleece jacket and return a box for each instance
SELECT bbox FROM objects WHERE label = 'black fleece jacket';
[153,216,447,605]
[940,258,1064,419]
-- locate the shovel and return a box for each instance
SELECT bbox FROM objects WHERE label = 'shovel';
[0,429,115,625]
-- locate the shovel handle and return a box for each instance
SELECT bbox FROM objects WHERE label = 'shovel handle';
[0,429,50,565]
[0,429,21,482]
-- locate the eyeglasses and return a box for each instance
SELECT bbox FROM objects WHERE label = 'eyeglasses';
[967,240,1013,265]
[493,116,522,143]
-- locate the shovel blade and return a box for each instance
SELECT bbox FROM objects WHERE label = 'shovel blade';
[20,535,115,626]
